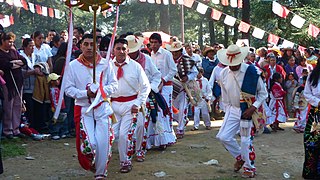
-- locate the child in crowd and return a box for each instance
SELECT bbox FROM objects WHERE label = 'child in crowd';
[293,76,308,133]
[20,111,50,140]
[285,72,298,114]
[192,67,213,131]
[48,73,68,140]
[298,69,309,86]
[268,72,289,131]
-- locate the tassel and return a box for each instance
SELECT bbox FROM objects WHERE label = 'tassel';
[172,105,179,114]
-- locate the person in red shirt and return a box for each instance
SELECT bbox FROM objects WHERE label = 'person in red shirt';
[264,54,286,90]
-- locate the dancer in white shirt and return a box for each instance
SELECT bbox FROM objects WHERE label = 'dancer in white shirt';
[111,38,151,173]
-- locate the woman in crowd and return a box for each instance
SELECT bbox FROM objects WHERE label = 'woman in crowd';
[0,32,27,139]
[304,48,318,68]
[32,31,53,71]
[296,57,313,78]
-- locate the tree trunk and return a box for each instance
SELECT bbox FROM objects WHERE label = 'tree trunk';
[242,0,250,40]
[148,10,157,31]
[198,20,203,50]
[233,8,238,44]
[159,5,170,34]
[209,20,215,46]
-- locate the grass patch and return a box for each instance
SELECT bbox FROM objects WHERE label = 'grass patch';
[1,138,27,158]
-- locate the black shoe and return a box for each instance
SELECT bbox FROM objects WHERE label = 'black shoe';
[263,127,271,134]
[14,133,26,138]
[158,145,167,151]
[6,134,13,139]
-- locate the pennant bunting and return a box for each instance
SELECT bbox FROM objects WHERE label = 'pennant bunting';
[0,0,4,2]
[196,2,208,15]
[28,2,35,13]
[238,21,250,33]
[238,0,242,8]
[9,15,14,25]
[35,4,42,15]
[163,0,169,5]
[308,24,320,38]
[211,8,222,20]
[6,0,13,6]
[147,0,155,3]
[178,0,184,5]
[282,39,294,48]
[298,46,306,53]
[48,8,54,18]
[42,6,48,16]
[54,9,60,19]
[156,0,161,4]
[139,0,147,2]
[221,0,229,6]
[272,1,289,18]
[21,0,28,10]
[13,0,23,7]
[290,14,305,29]
[268,34,280,45]
[224,15,236,26]
[184,0,194,8]
[0,15,11,27]
[252,27,265,39]
[171,0,176,5]
[212,0,219,4]
[230,0,237,8]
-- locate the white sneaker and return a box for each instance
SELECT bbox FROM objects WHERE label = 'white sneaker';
[52,135,60,140]
[61,134,67,139]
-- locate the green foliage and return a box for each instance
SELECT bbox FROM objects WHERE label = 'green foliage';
[2,138,27,159]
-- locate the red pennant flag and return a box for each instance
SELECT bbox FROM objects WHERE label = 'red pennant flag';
[48,8,54,18]
[9,15,14,25]
[184,0,194,8]
[298,46,306,53]
[221,0,229,6]
[211,8,222,21]
[36,5,42,15]
[272,1,290,18]
[268,34,280,45]
[238,21,250,33]
[172,0,176,4]
[238,0,242,8]
[21,0,28,10]
[308,24,320,38]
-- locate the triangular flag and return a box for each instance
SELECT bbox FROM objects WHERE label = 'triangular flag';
[282,39,294,48]
[268,34,280,45]
[238,0,242,8]
[196,2,208,15]
[230,0,237,8]
[212,0,219,4]
[178,0,184,4]
[54,9,60,19]
[308,24,320,38]
[163,0,169,5]
[221,0,229,6]
[224,15,236,26]
[184,0,194,8]
[211,8,222,20]
[252,27,265,39]
[9,15,14,25]
[6,0,13,6]
[48,8,54,18]
[290,14,305,29]
[0,15,11,27]
[21,0,28,10]
[28,2,35,13]
[13,0,23,7]
[272,1,290,18]
[42,6,48,17]
[171,0,176,4]
[147,0,155,3]
[36,5,42,15]
[238,21,250,33]
[139,0,147,2]
[0,0,4,2]
[155,0,161,4]
[298,45,306,53]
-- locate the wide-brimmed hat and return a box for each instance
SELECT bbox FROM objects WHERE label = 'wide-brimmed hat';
[268,47,281,55]
[217,44,248,66]
[125,35,144,54]
[47,73,60,83]
[21,34,30,39]
[165,41,183,52]
[202,46,215,56]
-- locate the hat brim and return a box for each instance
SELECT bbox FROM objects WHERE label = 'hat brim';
[217,47,248,66]
[128,38,144,54]
[165,43,182,52]
[203,48,215,56]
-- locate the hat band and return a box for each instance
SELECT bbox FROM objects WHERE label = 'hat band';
[226,52,241,63]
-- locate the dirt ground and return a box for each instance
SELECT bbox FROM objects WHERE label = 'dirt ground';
[1,118,305,180]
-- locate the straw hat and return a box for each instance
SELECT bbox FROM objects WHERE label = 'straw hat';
[165,41,183,52]
[217,44,248,66]
[125,35,144,53]
[202,46,215,56]
[47,73,60,83]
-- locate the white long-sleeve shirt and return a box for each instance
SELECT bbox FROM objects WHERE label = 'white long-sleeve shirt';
[197,76,212,101]
[304,75,320,107]
[111,57,151,107]
[64,58,118,107]
[220,63,268,109]
[208,64,225,89]
[151,47,177,82]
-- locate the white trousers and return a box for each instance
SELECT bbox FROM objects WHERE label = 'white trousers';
[112,100,145,167]
[194,99,211,128]
[216,105,256,171]
[173,91,189,134]
[80,103,112,177]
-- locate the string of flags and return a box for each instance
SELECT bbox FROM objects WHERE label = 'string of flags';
[139,0,243,8]
[139,0,313,51]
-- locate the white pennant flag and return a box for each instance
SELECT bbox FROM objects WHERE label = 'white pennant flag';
[13,0,23,7]
[178,0,184,4]
[252,27,265,39]
[54,9,61,19]
[290,14,305,29]
[196,2,208,15]
[212,0,219,4]
[230,0,237,8]
[224,15,236,26]
[163,0,169,5]
[147,0,155,3]
[139,0,146,2]
[0,15,11,28]
[28,2,35,13]
[42,6,48,16]
[282,39,294,48]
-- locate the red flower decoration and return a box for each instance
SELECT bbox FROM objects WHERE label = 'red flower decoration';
[249,151,256,161]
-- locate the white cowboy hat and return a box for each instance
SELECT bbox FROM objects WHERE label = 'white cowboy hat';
[165,41,183,52]
[125,35,144,53]
[217,44,248,66]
